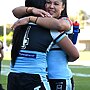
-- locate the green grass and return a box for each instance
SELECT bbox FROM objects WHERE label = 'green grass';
[70,65,90,90]
[0,75,7,90]
[70,65,90,74]
[74,76,90,90]
[1,61,90,90]
[1,51,90,90]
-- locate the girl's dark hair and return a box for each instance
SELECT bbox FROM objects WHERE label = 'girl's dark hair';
[25,0,46,10]
[61,0,68,17]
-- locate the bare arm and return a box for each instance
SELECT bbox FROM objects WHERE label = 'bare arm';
[32,16,71,31]
[12,16,71,31]
[57,36,79,62]
[12,6,29,18]
[12,6,71,31]
[12,6,51,18]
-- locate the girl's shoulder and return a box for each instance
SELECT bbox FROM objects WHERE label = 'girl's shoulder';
[61,17,73,26]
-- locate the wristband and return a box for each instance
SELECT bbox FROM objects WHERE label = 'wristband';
[26,7,29,14]
[35,17,38,24]
[28,17,31,23]
[26,7,33,14]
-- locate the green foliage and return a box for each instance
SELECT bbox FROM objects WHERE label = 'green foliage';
[0,25,13,46]
[0,36,3,41]
[0,26,3,36]
[6,32,13,46]
[69,10,90,29]
[78,10,89,20]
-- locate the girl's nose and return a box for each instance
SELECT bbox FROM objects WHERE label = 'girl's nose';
[49,3,54,8]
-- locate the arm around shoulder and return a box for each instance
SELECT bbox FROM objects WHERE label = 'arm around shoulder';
[12,6,33,18]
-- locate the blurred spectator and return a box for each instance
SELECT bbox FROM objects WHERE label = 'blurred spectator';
[0,40,4,90]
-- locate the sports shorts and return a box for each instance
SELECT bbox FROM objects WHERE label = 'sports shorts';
[48,78,74,90]
[7,72,51,90]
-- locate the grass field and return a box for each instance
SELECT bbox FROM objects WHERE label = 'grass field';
[1,51,90,90]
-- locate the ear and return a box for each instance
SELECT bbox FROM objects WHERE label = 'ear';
[62,4,65,11]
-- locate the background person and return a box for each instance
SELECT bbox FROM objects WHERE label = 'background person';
[0,40,4,90]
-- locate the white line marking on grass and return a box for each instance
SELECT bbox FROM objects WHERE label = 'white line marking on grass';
[73,73,90,77]
[2,65,10,68]
[1,65,10,76]
[1,69,10,76]
[69,66,90,68]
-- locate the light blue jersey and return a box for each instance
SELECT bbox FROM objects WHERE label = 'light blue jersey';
[47,48,72,79]
[47,30,73,79]
[11,50,47,76]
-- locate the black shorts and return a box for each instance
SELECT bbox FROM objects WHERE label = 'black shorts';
[48,78,74,90]
[7,72,50,90]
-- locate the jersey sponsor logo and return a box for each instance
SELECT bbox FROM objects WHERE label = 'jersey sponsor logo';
[19,52,36,58]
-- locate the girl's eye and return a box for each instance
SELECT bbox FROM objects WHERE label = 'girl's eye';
[54,1,61,5]
[54,3,59,5]
[46,1,51,4]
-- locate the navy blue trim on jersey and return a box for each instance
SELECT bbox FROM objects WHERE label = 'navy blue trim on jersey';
[50,48,62,51]
[54,32,66,44]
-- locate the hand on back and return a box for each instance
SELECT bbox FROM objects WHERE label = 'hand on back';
[32,7,52,17]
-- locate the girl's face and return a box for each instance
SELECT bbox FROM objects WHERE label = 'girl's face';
[45,0,65,18]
